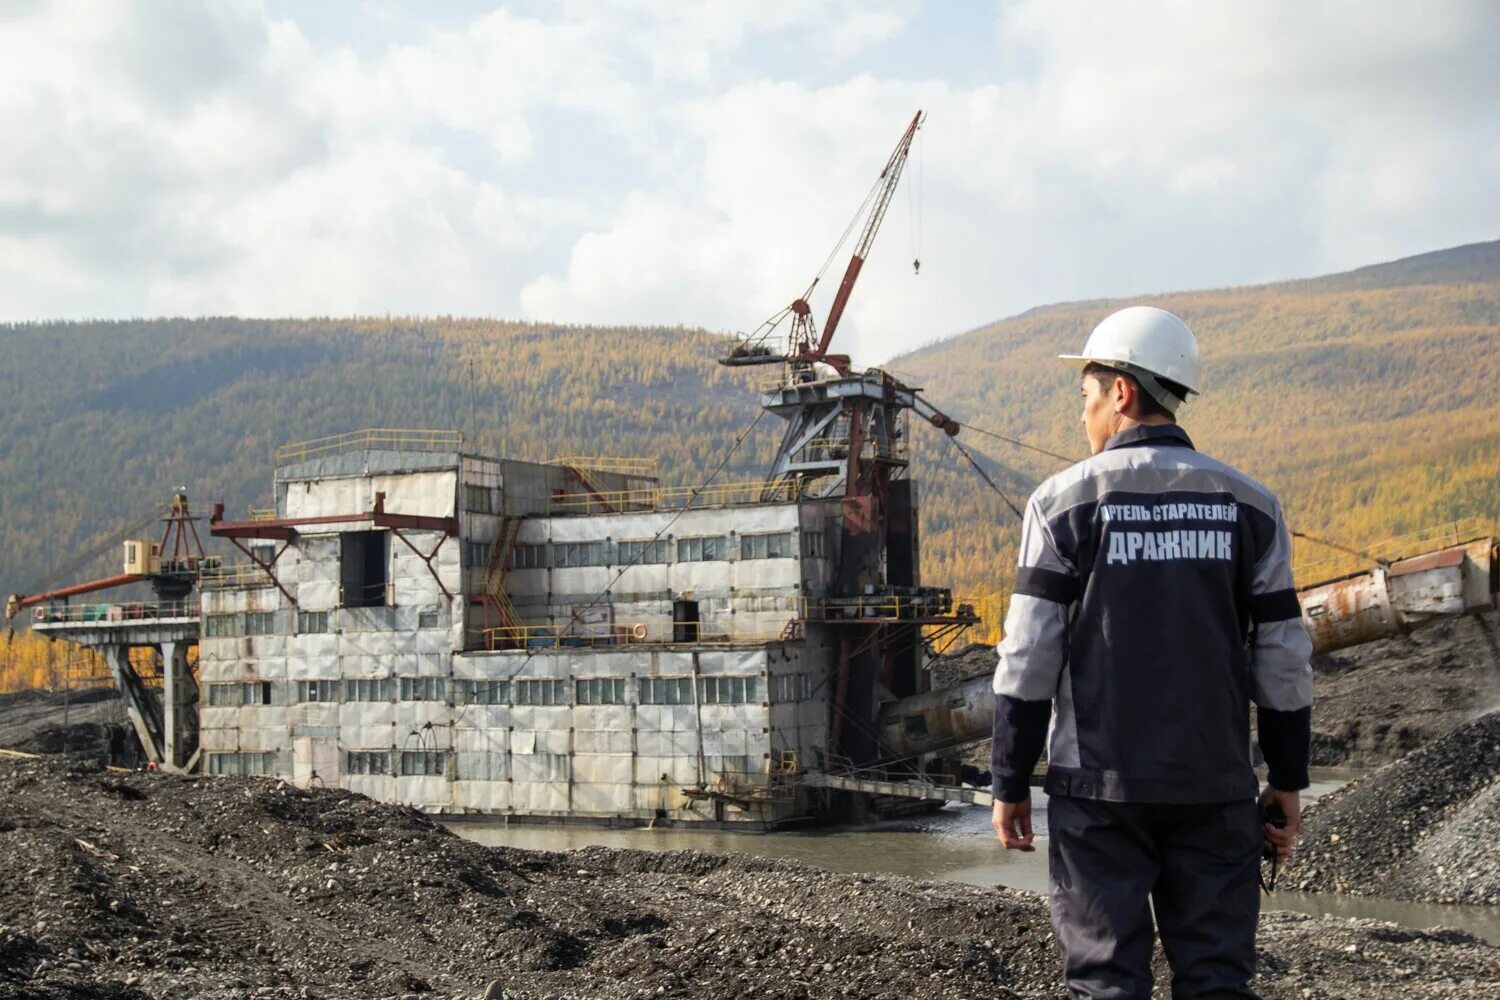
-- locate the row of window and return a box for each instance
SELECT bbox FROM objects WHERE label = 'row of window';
[205,751,277,775]
[207,681,275,707]
[206,678,443,706]
[204,673,796,707]
[215,749,765,782]
[770,673,815,703]
[209,750,452,778]
[204,612,278,637]
[494,531,820,570]
[204,608,442,638]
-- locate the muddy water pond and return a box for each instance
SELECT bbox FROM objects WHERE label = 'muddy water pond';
[451,769,1500,945]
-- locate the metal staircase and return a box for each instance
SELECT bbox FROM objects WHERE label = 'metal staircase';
[482,517,524,644]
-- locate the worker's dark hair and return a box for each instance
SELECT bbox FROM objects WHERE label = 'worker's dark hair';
[1081,362,1185,421]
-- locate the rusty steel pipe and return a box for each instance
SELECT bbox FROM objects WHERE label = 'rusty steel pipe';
[877,538,1499,759]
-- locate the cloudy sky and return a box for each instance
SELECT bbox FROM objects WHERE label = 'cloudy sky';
[2,1,1497,364]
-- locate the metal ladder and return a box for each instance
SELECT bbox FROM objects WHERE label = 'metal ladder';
[482,517,524,640]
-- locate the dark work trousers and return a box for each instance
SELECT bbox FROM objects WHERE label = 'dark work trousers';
[1047,795,1261,999]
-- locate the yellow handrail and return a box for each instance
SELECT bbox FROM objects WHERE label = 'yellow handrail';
[198,562,277,589]
[802,594,963,620]
[552,456,659,478]
[550,478,802,513]
[275,428,464,465]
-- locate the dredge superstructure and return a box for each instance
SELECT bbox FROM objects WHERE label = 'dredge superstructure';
[203,416,975,825]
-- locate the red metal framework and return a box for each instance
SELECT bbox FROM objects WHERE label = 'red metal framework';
[209,493,459,607]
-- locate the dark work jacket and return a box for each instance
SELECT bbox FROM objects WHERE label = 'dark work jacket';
[990,425,1313,804]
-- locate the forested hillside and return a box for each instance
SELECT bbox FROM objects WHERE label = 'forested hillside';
[894,239,1500,603]
[0,240,1494,674]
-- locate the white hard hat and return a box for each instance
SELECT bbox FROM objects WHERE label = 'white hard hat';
[1059,306,1201,411]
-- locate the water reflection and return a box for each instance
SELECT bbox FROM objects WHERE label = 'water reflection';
[449,768,1498,944]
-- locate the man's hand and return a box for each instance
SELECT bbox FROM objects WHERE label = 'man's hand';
[992,797,1035,851]
[1259,785,1301,863]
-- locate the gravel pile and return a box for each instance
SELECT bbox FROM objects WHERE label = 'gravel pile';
[1309,608,1500,767]
[2,755,1497,999]
[1284,711,1500,905]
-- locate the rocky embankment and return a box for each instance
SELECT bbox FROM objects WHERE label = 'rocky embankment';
[1,755,1496,1000]
[1282,711,1500,906]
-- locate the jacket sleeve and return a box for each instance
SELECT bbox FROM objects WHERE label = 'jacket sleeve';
[991,495,1077,803]
[1248,499,1315,791]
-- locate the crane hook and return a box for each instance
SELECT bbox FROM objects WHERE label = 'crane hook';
[913,258,921,275]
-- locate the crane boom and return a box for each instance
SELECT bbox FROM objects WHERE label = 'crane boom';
[6,574,149,620]
[805,110,924,367]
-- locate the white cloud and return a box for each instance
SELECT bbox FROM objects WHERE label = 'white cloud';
[0,0,1495,363]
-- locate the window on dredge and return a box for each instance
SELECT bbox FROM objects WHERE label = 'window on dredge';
[801,531,826,558]
[576,677,626,704]
[554,541,606,568]
[204,613,243,638]
[399,750,448,776]
[464,679,509,705]
[397,676,445,701]
[207,681,275,706]
[617,539,669,565]
[346,678,390,701]
[771,673,814,702]
[345,750,390,775]
[513,678,569,706]
[512,543,547,569]
[698,676,761,704]
[677,536,726,562]
[340,530,390,608]
[296,680,340,703]
[207,751,276,775]
[464,541,493,569]
[740,532,795,560]
[639,676,694,705]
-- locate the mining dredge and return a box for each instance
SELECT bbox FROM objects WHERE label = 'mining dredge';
[8,113,1498,824]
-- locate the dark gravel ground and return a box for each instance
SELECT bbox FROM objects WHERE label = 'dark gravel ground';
[1,755,1496,999]
[1307,609,1500,767]
[1282,711,1500,906]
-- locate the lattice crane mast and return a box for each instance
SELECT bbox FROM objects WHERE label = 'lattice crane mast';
[722,110,925,376]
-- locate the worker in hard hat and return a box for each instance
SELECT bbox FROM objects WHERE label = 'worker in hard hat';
[990,306,1313,998]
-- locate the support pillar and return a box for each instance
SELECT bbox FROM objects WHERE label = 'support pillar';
[160,640,199,771]
[101,644,165,765]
